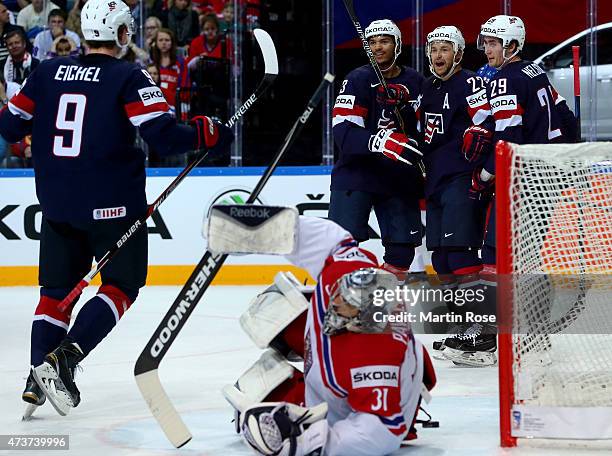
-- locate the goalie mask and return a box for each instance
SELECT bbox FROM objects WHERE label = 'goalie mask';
[323,268,399,336]
[426,26,465,81]
[81,0,135,50]
[477,15,525,66]
[365,19,402,72]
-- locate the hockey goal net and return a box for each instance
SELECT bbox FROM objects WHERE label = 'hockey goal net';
[497,141,612,447]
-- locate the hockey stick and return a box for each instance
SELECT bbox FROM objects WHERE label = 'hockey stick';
[341,0,426,176]
[134,73,335,448]
[57,29,278,313]
[572,45,581,142]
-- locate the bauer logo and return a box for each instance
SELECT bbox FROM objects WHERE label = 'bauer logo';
[351,365,399,388]
[334,95,355,109]
[138,86,165,106]
[93,206,126,220]
[490,95,518,113]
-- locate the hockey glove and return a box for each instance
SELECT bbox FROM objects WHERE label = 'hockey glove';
[191,115,233,151]
[462,125,493,163]
[376,83,411,109]
[241,402,328,456]
[368,129,423,166]
[469,167,495,201]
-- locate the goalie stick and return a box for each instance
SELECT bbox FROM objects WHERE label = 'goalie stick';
[341,0,426,176]
[134,73,335,448]
[56,29,278,313]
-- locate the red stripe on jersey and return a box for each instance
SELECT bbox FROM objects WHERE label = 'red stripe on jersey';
[492,103,524,120]
[332,105,368,119]
[467,102,491,120]
[10,92,35,116]
[124,100,169,118]
[35,295,71,324]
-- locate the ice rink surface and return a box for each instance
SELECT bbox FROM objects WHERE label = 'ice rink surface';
[0,286,605,455]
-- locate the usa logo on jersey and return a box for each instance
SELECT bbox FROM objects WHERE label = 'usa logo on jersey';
[424,112,444,144]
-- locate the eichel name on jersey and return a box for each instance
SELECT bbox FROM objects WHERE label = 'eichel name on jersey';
[0,54,199,223]
[419,69,492,197]
[332,64,425,197]
[482,60,577,174]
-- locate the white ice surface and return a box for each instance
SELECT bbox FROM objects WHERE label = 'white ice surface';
[0,286,606,455]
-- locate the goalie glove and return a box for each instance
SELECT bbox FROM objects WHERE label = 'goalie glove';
[241,402,328,456]
[462,125,493,163]
[368,129,423,166]
[468,167,495,201]
[376,83,411,109]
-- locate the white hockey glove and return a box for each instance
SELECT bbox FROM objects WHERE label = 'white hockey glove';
[241,402,328,456]
[368,129,423,166]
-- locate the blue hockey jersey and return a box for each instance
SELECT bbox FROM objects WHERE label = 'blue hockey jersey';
[483,60,576,174]
[419,69,492,197]
[332,64,424,197]
[0,53,201,223]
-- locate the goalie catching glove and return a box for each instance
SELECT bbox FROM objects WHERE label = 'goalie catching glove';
[462,125,493,163]
[368,129,423,166]
[191,115,233,151]
[241,402,329,456]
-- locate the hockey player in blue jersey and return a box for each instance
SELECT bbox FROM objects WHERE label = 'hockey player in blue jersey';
[419,26,497,366]
[0,0,232,417]
[330,19,424,282]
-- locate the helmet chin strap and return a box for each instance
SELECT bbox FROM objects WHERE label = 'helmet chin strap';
[496,47,520,70]
[429,51,461,81]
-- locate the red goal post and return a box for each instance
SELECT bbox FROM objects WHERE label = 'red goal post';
[496,140,612,448]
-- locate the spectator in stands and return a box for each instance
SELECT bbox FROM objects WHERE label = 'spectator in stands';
[191,0,222,16]
[144,16,162,53]
[119,39,148,67]
[4,28,38,84]
[146,63,160,85]
[32,9,81,60]
[123,0,143,46]
[17,0,60,40]
[188,13,229,60]
[149,28,187,111]
[66,0,87,42]
[167,0,198,49]
[0,3,25,71]
[49,35,77,57]
[218,1,232,34]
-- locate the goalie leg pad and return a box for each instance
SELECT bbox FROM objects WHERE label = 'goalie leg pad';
[241,271,310,350]
[223,349,297,411]
[206,204,299,255]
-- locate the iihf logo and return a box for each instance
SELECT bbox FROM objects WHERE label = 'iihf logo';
[424,112,444,144]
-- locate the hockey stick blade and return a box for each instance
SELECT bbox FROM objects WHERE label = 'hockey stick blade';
[341,0,426,177]
[57,29,278,313]
[134,73,335,448]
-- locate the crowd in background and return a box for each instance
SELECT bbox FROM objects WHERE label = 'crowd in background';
[0,0,261,167]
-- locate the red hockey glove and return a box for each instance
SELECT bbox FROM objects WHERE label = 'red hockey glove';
[462,125,493,163]
[376,83,411,108]
[191,115,220,149]
[368,129,423,166]
[469,167,495,201]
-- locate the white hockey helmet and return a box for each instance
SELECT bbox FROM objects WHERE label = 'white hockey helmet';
[324,268,399,336]
[426,25,465,80]
[81,0,134,49]
[477,15,525,52]
[365,19,402,70]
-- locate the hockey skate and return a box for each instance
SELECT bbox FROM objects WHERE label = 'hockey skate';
[22,370,46,420]
[31,340,84,416]
[442,323,497,367]
[431,323,464,361]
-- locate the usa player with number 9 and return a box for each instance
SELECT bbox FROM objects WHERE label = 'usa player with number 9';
[0,0,232,419]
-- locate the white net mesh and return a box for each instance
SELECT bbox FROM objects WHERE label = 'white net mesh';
[508,142,612,408]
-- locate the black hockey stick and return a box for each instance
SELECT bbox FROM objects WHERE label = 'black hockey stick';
[341,0,426,176]
[57,29,278,313]
[134,73,335,448]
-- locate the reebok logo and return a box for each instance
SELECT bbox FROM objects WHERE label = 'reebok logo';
[351,365,399,388]
[230,206,271,219]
